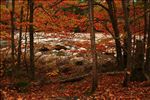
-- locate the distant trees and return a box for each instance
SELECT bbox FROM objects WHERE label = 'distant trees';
[125,0,150,85]
[9,0,35,79]
[94,0,150,86]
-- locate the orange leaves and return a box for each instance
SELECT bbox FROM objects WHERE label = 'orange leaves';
[74,41,90,49]
[47,69,59,77]
[96,44,106,52]
[15,22,30,27]
[0,31,11,40]
[1,0,89,33]
[33,0,88,32]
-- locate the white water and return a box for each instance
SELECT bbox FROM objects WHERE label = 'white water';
[14,32,112,45]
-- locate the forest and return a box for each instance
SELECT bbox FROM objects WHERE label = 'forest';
[0,0,150,99]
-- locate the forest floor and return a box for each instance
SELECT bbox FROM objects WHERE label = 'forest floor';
[1,50,150,100]
[1,33,150,99]
[1,66,150,100]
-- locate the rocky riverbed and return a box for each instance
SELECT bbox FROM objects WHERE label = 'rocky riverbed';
[0,32,117,78]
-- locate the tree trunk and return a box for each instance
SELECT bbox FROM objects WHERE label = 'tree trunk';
[143,0,148,45]
[6,0,9,8]
[106,0,123,69]
[17,6,23,69]
[11,0,15,69]
[24,3,29,74]
[88,0,98,93]
[122,0,132,86]
[132,0,137,59]
[123,38,127,68]
[122,0,132,69]
[28,0,35,80]
[145,2,150,80]
[130,40,147,82]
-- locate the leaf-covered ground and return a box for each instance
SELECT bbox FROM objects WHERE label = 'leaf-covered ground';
[0,38,149,100]
[1,72,150,100]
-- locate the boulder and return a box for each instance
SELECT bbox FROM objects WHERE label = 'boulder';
[39,46,49,52]
[35,52,42,57]
[38,54,58,64]
[54,45,67,50]
[56,56,70,66]
[70,57,85,66]
[78,47,87,51]
[58,65,71,73]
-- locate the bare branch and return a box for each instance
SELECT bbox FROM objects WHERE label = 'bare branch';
[34,0,63,10]
[94,2,109,12]
[48,0,63,8]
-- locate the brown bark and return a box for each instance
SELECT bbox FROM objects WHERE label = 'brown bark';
[106,0,123,69]
[145,2,150,80]
[17,6,23,68]
[130,40,147,82]
[143,0,148,45]
[24,3,29,74]
[88,0,98,93]
[132,0,136,57]
[123,0,132,67]
[122,0,132,86]
[11,0,15,69]
[28,0,35,80]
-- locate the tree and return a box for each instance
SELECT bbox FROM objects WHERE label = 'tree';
[28,0,35,80]
[17,4,24,69]
[24,2,29,73]
[106,0,123,69]
[121,0,132,86]
[143,0,148,45]
[145,0,150,80]
[10,0,15,70]
[88,0,98,93]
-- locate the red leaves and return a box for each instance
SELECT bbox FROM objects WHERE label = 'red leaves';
[96,44,106,52]
[1,72,150,99]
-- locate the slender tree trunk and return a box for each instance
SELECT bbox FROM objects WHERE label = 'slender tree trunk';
[88,0,98,93]
[28,0,35,80]
[123,38,127,68]
[143,0,147,45]
[106,0,123,69]
[11,0,15,68]
[122,0,132,68]
[24,28,28,74]
[17,6,23,68]
[145,2,150,80]
[6,0,9,8]
[24,3,29,74]
[132,0,136,57]
[122,0,132,87]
